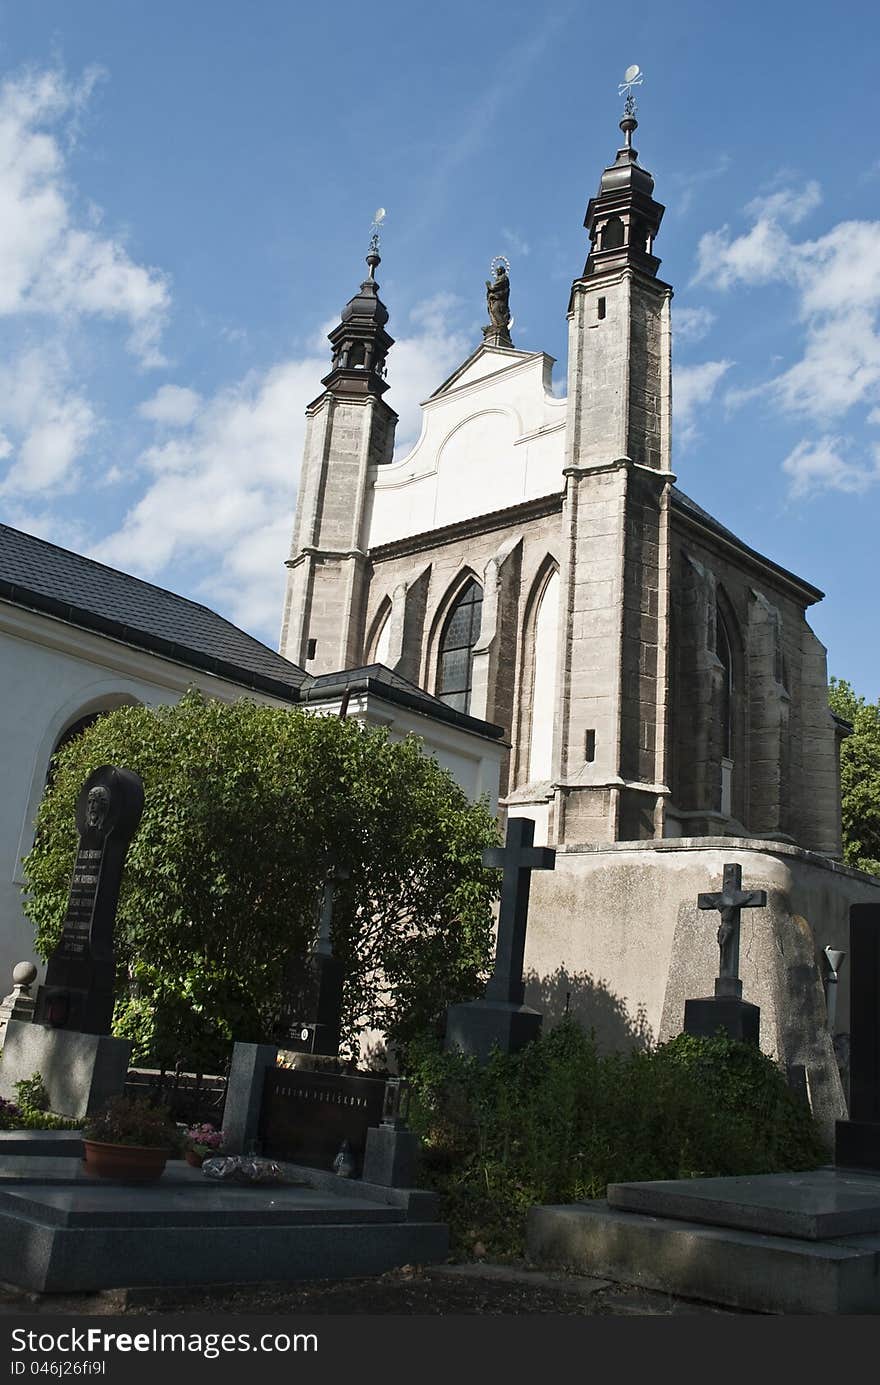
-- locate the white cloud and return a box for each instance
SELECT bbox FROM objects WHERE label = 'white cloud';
[782,436,880,498]
[745,180,821,227]
[95,357,321,633]
[673,305,716,344]
[673,359,733,449]
[388,295,472,450]
[95,296,476,640]
[772,310,880,420]
[0,67,170,365]
[0,345,96,496]
[693,217,790,290]
[694,181,880,490]
[501,228,530,259]
[138,385,202,427]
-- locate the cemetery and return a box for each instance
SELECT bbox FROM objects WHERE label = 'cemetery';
[0,695,877,1314]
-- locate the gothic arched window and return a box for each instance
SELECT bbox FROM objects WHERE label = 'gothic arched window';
[527,569,560,782]
[436,579,483,712]
[716,606,734,761]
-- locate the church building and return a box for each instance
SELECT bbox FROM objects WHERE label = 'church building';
[280,99,880,1133]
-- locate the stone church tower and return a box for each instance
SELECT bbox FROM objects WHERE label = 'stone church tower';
[282,96,880,1125]
[279,236,396,674]
[281,104,841,860]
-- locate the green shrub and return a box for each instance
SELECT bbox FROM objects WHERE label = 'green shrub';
[14,1073,50,1113]
[0,1072,78,1131]
[406,1023,828,1258]
[23,691,498,1070]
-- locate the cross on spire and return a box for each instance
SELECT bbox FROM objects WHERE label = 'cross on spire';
[484,817,556,1005]
[697,863,767,999]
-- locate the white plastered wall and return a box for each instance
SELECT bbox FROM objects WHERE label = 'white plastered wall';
[366,346,567,547]
[0,601,297,992]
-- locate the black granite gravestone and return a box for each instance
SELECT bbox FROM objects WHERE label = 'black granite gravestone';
[836,901,880,1170]
[34,765,144,1036]
[445,816,555,1063]
[258,1065,386,1175]
[276,865,347,1057]
[683,862,766,1045]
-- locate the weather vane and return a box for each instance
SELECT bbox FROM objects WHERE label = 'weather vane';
[368,207,386,256]
[618,63,643,118]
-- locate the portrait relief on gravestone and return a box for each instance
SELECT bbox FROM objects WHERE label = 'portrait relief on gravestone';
[34,764,145,1034]
[85,785,111,834]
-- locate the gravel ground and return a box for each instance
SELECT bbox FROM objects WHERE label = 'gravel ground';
[0,1263,742,1316]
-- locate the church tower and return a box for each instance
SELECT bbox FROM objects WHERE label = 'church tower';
[279,234,397,673]
[553,97,673,843]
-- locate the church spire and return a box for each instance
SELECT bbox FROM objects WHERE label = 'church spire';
[322,213,394,398]
[580,68,665,281]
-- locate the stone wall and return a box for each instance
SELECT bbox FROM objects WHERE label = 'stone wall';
[522,838,880,1139]
[667,512,839,854]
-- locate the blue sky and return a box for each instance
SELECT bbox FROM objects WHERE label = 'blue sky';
[0,1,878,695]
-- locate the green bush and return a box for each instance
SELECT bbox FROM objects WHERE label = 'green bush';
[14,1073,50,1113]
[0,1072,78,1132]
[22,691,498,1070]
[406,1023,828,1258]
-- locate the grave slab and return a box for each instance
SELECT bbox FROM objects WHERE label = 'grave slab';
[607,1168,880,1240]
[0,1130,83,1158]
[0,1161,448,1293]
[527,1198,880,1314]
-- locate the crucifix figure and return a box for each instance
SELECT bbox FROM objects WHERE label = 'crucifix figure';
[484,817,556,1005]
[698,863,767,999]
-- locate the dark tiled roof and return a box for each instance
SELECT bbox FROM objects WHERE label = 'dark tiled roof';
[670,486,824,603]
[0,523,307,699]
[302,663,507,741]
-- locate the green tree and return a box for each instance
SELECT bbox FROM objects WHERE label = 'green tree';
[828,677,880,876]
[22,691,498,1069]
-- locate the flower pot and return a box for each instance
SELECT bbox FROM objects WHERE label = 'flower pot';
[185,1149,205,1168]
[83,1139,169,1182]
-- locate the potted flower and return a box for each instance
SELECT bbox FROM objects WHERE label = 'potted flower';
[82,1096,181,1181]
[184,1122,224,1167]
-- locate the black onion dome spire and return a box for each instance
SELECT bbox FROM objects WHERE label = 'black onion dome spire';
[581,107,666,280]
[323,240,394,397]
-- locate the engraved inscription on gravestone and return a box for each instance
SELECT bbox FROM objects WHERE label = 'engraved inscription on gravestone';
[34,765,144,1036]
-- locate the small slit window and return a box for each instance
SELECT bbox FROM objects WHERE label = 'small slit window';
[597,297,606,320]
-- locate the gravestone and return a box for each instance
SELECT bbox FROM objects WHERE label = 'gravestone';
[0,766,143,1119]
[445,816,555,1063]
[258,1064,387,1176]
[836,901,880,1170]
[276,864,347,1057]
[34,765,144,1034]
[683,862,766,1044]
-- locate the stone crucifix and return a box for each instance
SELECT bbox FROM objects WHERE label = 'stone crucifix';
[697,863,767,1000]
[484,817,556,1005]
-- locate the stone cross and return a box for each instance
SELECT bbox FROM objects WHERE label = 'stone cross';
[280,861,350,1056]
[34,765,144,1035]
[697,863,767,999]
[316,862,350,958]
[484,817,556,1005]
